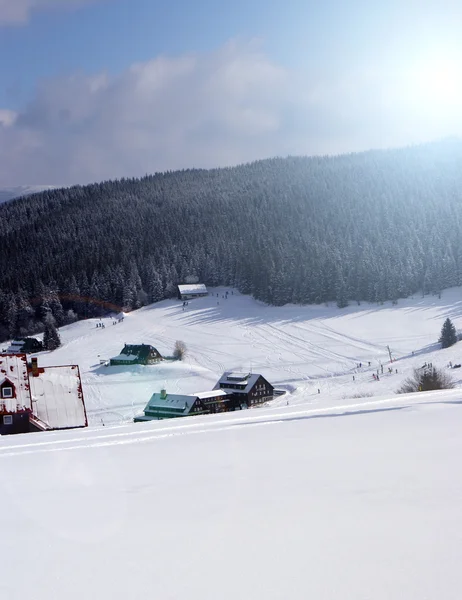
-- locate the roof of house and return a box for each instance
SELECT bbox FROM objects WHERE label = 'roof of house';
[5,340,25,353]
[193,390,229,400]
[214,372,270,394]
[29,365,87,429]
[0,354,32,412]
[143,392,196,415]
[111,344,160,362]
[177,283,208,295]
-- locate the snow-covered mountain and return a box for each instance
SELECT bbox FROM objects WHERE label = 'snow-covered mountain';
[0,185,56,204]
[2,287,462,599]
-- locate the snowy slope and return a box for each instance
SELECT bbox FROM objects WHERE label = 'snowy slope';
[2,289,462,598]
[21,286,462,426]
[0,392,461,599]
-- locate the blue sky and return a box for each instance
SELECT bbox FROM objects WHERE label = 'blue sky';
[0,0,462,185]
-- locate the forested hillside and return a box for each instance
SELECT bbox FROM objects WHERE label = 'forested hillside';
[1,139,462,342]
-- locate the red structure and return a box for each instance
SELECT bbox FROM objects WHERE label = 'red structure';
[0,354,87,435]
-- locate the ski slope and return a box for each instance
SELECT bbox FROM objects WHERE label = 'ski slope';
[1,392,461,599]
[2,289,462,598]
[18,286,462,425]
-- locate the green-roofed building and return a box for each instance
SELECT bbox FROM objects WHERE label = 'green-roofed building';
[110,344,163,366]
[134,389,204,421]
[134,388,231,421]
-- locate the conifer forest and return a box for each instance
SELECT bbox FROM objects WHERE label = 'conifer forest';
[1,140,462,342]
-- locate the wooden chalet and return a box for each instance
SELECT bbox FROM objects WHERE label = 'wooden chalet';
[135,389,206,421]
[214,372,274,407]
[110,344,163,366]
[5,337,44,354]
[134,388,231,421]
[177,283,208,301]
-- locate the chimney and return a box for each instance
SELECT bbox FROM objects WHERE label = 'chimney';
[31,357,39,377]
[160,388,167,400]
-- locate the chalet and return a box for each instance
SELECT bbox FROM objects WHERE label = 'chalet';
[214,372,274,407]
[110,344,162,366]
[134,388,232,422]
[5,337,44,354]
[134,389,206,421]
[0,354,87,435]
[177,283,208,301]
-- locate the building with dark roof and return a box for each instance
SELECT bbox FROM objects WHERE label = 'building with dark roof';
[214,372,274,407]
[110,344,163,366]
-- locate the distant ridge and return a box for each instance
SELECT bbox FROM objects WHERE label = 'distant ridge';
[0,185,57,204]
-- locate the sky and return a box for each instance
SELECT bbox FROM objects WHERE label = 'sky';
[0,0,462,186]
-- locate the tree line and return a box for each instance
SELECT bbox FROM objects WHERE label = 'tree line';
[1,139,462,342]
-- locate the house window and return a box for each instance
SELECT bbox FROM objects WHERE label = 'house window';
[2,387,13,398]
[3,415,13,425]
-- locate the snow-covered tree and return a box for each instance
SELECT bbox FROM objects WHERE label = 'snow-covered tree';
[43,315,61,350]
[439,317,457,349]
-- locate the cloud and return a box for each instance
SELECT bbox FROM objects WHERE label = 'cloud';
[1,40,462,186]
[0,0,99,25]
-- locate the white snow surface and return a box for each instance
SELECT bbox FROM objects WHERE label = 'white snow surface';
[194,389,229,399]
[1,392,462,599]
[23,286,462,426]
[29,365,86,429]
[2,287,462,598]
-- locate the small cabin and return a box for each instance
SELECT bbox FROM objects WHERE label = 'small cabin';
[214,372,274,407]
[5,337,44,354]
[110,344,163,366]
[177,284,208,301]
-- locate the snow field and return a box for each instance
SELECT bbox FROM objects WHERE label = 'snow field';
[26,286,462,425]
[2,288,462,598]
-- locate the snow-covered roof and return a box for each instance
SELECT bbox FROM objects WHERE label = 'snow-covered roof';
[193,390,229,400]
[110,353,138,362]
[145,392,195,414]
[177,283,208,295]
[214,372,268,394]
[5,340,25,353]
[111,345,160,363]
[29,365,87,429]
[0,354,32,412]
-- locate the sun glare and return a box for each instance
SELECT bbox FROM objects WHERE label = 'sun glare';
[410,58,462,111]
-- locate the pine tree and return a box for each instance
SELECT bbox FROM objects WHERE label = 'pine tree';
[439,317,457,349]
[43,315,61,350]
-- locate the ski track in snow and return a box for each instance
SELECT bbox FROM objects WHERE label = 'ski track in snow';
[16,286,462,427]
[2,391,460,457]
